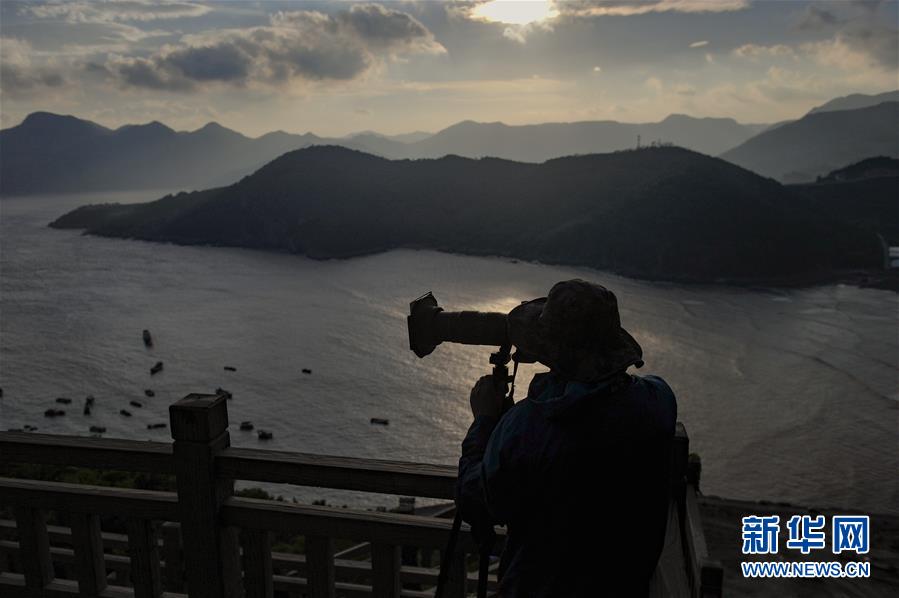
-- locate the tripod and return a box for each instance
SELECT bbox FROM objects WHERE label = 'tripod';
[435,345,518,598]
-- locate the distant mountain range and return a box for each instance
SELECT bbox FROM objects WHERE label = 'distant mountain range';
[379,114,768,162]
[0,111,765,195]
[808,90,899,114]
[50,146,882,286]
[720,102,899,183]
[0,113,320,196]
[3,90,896,194]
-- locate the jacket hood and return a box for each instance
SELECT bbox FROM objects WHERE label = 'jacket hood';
[526,372,631,420]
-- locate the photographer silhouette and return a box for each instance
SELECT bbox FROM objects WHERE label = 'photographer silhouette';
[456,279,677,597]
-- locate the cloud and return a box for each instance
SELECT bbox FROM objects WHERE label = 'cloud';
[838,25,899,69]
[335,3,436,48]
[797,5,841,31]
[689,40,708,48]
[103,4,445,92]
[803,31,897,71]
[556,0,749,18]
[733,43,796,60]
[795,2,898,70]
[19,0,212,23]
[503,27,527,44]
[0,37,67,97]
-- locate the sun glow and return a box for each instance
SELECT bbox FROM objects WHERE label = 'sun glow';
[472,0,559,26]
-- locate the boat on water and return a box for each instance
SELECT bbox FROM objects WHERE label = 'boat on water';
[142,329,153,347]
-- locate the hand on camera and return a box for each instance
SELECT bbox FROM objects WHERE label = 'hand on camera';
[469,374,508,419]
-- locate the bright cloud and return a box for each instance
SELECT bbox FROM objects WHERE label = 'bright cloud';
[472,0,559,25]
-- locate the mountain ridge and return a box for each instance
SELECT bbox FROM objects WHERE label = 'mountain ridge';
[50,145,882,287]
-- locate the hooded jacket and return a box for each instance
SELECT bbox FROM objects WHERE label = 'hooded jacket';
[456,372,677,597]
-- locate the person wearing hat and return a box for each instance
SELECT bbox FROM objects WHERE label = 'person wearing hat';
[456,279,677,597]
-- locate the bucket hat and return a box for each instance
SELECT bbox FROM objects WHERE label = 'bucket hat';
[508,279,643,382]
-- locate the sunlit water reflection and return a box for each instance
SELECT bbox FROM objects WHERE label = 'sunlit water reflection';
[1,192,897,512]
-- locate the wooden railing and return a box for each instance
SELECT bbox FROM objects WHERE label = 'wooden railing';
[0,393,722,597]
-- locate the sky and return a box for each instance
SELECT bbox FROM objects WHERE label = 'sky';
[1,0,897,137]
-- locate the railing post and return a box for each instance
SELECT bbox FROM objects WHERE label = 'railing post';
[241,529,274,598]
[14,506,53,589]
[306,535,335,598]
[672,422,689,531]
[70,512,107,595]
[126,518,163,598]
[170,393,243,598]
[371,543,401,598]
[162,521,185,591]
[687,453,702,492]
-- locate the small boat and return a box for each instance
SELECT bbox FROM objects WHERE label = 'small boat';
[239,421,254,431]
[257,430,273,440]
[89,425,106,434]
[85,395,95,406]
[130,400,143,408]
[143,329,153,347]
[120,409,132,417]
[147,423,167,430]
[224,366,237,372]
[215,387,233,400]
[150,361,164,375]
[144,389,155,397]
[370,418,390,426]
[44,408,65,417]
[55,397,72,404]
[302,368,312,375]
[24,425,38,432]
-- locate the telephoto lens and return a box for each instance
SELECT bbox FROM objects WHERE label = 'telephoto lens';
[407,292,508,358]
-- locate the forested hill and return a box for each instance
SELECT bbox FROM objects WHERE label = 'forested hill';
[51,146,882,285]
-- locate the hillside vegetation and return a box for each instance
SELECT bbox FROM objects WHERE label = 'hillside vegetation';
[51,146,882,285]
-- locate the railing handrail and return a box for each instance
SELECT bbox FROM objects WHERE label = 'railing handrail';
[217,447,457,499]
[223,496,482,550]
[0,477,179,521]
[0,431,457,498]
[0,432,173,473]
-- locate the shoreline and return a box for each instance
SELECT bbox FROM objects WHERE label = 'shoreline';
[49,222,899,293]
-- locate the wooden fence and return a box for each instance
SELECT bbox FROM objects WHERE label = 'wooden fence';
[0,393,722,597]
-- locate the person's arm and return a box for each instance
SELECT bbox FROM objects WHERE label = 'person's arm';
[456,375,511,530]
